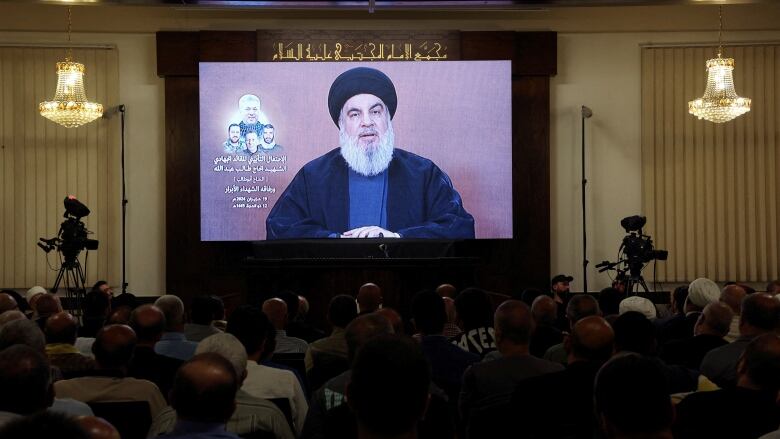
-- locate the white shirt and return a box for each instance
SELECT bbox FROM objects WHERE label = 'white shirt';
[241,361,308,435]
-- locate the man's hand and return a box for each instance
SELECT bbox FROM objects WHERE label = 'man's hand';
[341,226,400,238]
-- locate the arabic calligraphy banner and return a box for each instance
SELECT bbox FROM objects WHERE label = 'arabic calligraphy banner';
[257,30,459,62]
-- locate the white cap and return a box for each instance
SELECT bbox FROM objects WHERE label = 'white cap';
[688,278,720,308]
[619,296,657,320]
[25,286,47,304]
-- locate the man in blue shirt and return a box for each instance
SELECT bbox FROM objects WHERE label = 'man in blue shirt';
[266,67,474,240]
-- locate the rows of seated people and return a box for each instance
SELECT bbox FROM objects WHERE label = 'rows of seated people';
[0,277,779,439]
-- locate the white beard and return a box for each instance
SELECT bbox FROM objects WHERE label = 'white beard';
[339,121,394,177]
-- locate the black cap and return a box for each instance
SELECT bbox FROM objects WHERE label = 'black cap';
[551,274,574,286]
[327,67,397,127]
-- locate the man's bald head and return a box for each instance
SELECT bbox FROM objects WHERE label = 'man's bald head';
[0,310,26,327]
[568,316,615,364]
[154,295,185,331]
[741,293,780,336]
[75,416,120,439]
[93,324,136,370]
[129,304,166,344]
[0,293,18,314]
[375,307,404,335]
[494,300,534,347]
[0,319,45,353]
[262,298,288,330]
[566,294,601,326]
[345,312,394,362]
[357,283,382,313]
[738,333,780,393]
[0,345,53,414]
[695,302,734,337]
[435,284,457,299]
[531,295,558,326]
[720,284,747,314]
[45,312,78,345]
[35,294,62,318]
[171,353,238,424]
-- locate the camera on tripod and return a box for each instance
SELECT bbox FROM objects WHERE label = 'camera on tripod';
[38,196,99,266]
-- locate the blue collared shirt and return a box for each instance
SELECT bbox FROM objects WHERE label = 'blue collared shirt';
[159,420,241,439]
[154,332,198,362]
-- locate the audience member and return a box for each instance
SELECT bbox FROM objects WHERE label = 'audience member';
[305,294,356,376]
[766,280,780,296]
[460,300,563,420]
[654,285,688,339]
[442,296,461,338]
[347,335,431,439]
[157,353,242,439]
[154,295,198,361]
[375,307,404,335]
[413,290,479,404]
[149,333,294,439]
[597,287,623,317]
[356,283,382,314]
[453,288,496,357]
[0,318,46,353]
[543,294,601,364]
[0,309,26,327]
[263,298,309,354]
[660,302,732,370]
[721,284,747,342]
[529,295,563,358]
[0,292,18,314]
[674,334,780,439]
[105,306,132,325]
[75,416,121,439]
[662,278,719,342]
[226,305,308,435]
[0,289,28,313]
[34,293,63,330]
[44,311,96,379]
[184,295,224,342]
[550,274,574,329]
[0,345,54,424]
[54,324,167,419]
[594,353,673,439]
[25,285,47,314]
[435,283,457,299]
[512,316,615,439]
[285,291,325,344]
[613,311,657,356]
[127,304,183,398]
[301,313,394,439]
[81,290,112,338]
[0,411,89,439]
[700,292,780,388]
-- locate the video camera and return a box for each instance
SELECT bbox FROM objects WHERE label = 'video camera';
[38,196,99,265]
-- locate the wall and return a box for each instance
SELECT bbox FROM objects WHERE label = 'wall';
[1,3,779,295]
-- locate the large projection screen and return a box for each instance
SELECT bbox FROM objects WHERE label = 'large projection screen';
[200,61,512,241]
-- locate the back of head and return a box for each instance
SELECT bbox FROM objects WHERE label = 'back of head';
[618,296,657,320]
[494,300,534,346]
[0,318,45,352]
[720,284,747,314]
[357,283,383,313]
[75,416,121,439]
[595,353,672,437]
[191,295,225,325]
[171,353,238,424]
[106,306,132,325]
[598,288,622,316]
[329,294,359,329]
[687,278,720,311]
[262,298,288,330]
[297,295,310,319]
[531,295,557,326]
[375,307,404,336]
[435,283,457,299]
[612,311,656,356]
[741,293,780,333]
[0,310,26,327]
[35,294,62,318]
[196,333,248,380]
[739,333,780,393]
[92,324,137,370]
[672,285,689,314]
[345,313,394,362]
[0,292,18,314]
[0,411,89,439]
[455,287,493,331]
[566,294,601,323]
[0,289,27,313]
[570,316,615,364]
[45,311,78,345]
[348,335,430,437]
[0,344,52,414]
[698,302,734,337]
[412,290,445,335]
[226,305,271,356]
[154,295,185,331]
[129,304,167,343]
[82,290,110,318]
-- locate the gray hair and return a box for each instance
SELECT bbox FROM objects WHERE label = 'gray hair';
[0,319,45,353]
[196,332,248,379]
[154,295,185,331]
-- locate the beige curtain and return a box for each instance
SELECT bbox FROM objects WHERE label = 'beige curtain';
[642,44,779,283]
[0,46,120,289]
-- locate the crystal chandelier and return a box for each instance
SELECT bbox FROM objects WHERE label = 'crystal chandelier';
[688,6,750,123]
[39,7,103,128]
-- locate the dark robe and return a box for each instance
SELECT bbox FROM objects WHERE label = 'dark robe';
[266,148,475,239]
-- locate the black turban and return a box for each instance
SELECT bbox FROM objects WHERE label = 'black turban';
[327,67,397,127]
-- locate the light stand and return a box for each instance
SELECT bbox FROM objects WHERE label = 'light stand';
[103,104,128,294]
[581,106,592,295]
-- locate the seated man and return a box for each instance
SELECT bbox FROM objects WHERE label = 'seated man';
[44,311,96,379]
[266,66,474,239]
[154,295,198,361]
[305,294,356,374]
[0,345,54,426]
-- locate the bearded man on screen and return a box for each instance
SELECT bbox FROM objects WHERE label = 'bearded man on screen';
[266,67,474,239]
